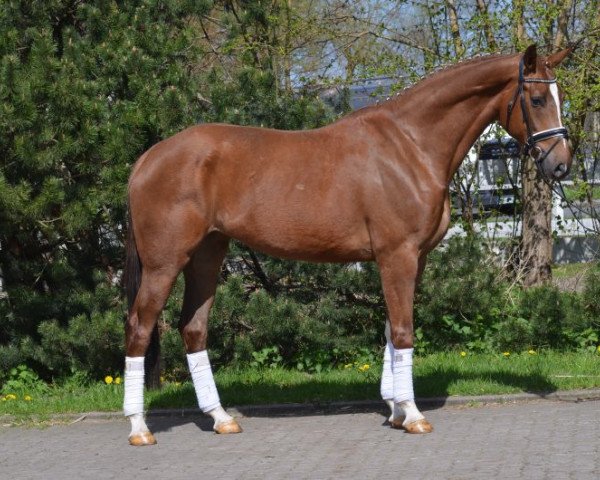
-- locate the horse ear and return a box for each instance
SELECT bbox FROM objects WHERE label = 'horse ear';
[546,47,572,69]
[523,44,537,74]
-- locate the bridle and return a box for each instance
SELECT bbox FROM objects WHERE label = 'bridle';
[506,55,569,171]
[504,48,597,235]
[505,54,594,233]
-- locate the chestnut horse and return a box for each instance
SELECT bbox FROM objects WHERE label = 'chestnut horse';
[123,45,573,445]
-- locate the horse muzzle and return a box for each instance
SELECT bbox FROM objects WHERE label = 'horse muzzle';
[528,129,571,181]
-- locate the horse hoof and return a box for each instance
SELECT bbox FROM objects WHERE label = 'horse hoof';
[129,431,157,446]
[214,419,243,434]
[389,417,405,429]
[403,419,433,434]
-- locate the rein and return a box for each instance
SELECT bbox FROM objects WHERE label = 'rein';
[506,56,569,171]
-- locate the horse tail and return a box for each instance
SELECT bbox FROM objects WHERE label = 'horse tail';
[124,205,161,389]
[124,206,142,311]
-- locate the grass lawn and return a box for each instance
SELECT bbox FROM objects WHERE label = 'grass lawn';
[1,350,599,420]
[552,262,593,279]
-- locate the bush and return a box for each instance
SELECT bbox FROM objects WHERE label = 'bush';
[204,275,382,370]
[511,285,589,350]
[0,364,49,396]
[492,317,534,351]
[582,262,600,319]
[30,309,124,379]
[415,236,508,351]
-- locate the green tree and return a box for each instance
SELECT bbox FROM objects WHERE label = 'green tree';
[0,0,212,378]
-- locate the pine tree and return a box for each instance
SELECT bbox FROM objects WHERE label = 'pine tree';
[0,0,211,378]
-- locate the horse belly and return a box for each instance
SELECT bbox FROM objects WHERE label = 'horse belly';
[219,201,373,262]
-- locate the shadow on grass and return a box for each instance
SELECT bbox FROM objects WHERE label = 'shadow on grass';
[416,367,558,401]
[146,366,558,434]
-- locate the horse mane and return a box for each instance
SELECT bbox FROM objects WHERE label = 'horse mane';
[386,53,514,105]
[344,51,518,118]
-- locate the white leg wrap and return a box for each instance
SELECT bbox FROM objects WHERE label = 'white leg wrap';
[392,347,415,403]
[129,412,150,437]
[206,404,234,425]
[187,350,221,413]
[381,341,402,422]
[391,347,425,425]
[123,356,145,417]
[380,341,394,401]
[399,400,424,425]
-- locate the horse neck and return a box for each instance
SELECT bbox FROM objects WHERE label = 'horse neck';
[382,55,517,186]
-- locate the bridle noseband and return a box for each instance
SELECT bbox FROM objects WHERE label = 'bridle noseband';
[506,56,569,169]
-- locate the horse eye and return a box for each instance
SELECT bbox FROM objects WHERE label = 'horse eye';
[531,97,545,107]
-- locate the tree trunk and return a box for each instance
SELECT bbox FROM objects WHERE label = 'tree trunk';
[446,0,465,57]
[554,0,573,50]
[516,0,571,287]
[475,0,497,51]
[520,158,553,286]
[512,0,528,48]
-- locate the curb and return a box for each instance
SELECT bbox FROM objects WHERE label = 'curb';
[6,388,598,424]
[216,388,600,418]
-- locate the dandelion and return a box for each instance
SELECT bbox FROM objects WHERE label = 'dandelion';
[24,395,32,401]
[5,394,17,400]
[104,375,114,385]
[503,352,510,357]
[114,377,122,385]
[460,351,467,357]
[358,364,370,372]
[528,350,536,355]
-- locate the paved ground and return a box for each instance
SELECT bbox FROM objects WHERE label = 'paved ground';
[1,399,598,480]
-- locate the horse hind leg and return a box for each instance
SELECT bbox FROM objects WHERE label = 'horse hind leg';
[125,265,181,446]
[179,233,242,434]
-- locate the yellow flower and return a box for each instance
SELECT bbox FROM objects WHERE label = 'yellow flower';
[344,364,352,369]
[104,375,114,384]
[358,364,370,372]
[114,377,122,385]
[24,395,32,401]
[5,394,17,400]
[528,350,536,355]
[460,351,467,357]
[597,345,600,353]
[503,352,510,357]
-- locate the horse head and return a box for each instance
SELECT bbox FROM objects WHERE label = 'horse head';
[500,44,574,181]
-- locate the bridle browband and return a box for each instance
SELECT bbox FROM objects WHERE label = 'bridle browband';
[506,56,569,170]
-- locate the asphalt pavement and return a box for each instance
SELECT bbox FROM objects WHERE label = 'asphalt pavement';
[1,396,599,479]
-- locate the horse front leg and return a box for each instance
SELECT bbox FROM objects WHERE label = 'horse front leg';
[378,248,432,434]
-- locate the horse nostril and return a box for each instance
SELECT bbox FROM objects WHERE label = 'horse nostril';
[554,163,567,178]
